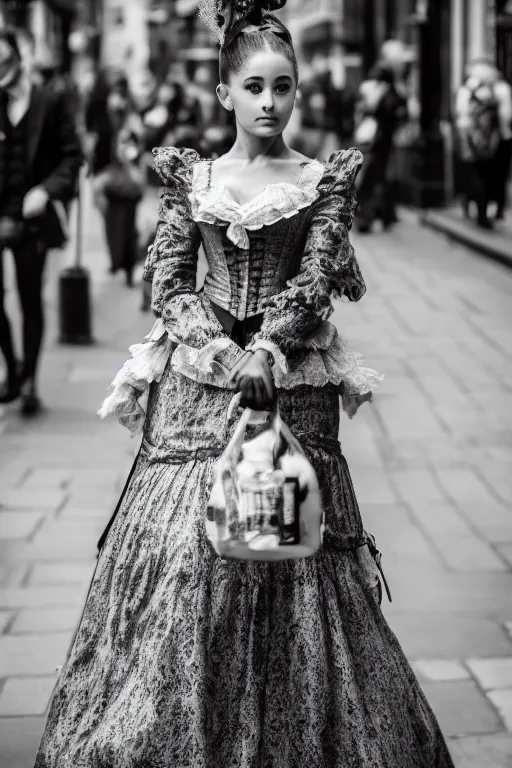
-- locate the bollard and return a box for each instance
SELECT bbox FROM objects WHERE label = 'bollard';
[59,165,94,345]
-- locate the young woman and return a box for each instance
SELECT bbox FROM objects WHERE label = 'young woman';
[34,1,455,765]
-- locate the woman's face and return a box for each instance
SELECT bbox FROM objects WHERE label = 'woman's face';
[225,46,297,138]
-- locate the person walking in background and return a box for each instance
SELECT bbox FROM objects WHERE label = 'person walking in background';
[143,78,203,184]
[84,67,124,166]
[379,39,417,226]
[0,27,82,415]
[353,61,408,233]
[492,69,512,220]
[189,65,219,128]
[87,72,145,286]
[140,85,209,313]
[455,60,501,229]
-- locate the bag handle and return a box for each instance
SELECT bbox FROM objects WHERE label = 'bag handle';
[223,396,253,468]
[225,393,307,469]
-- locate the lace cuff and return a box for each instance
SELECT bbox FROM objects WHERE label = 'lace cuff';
[98,320,173,436]
[269,321,383,397]
[98,319,245,434]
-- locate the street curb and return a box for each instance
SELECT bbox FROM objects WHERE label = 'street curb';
[420,211,512,269]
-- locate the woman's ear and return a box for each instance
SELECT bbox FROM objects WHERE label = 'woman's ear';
[216,83,233,112]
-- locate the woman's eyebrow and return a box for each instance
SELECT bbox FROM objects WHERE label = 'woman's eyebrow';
[242,74,293,83]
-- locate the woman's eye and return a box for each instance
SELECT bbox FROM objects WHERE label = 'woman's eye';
[275,84,291,94]
[247,84,262,94]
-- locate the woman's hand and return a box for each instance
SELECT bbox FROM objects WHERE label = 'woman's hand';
[234,349,275,411]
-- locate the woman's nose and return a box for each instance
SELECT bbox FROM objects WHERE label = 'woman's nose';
[261,90,275,111]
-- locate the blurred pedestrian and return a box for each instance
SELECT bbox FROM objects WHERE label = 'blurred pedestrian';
[297,87,339,160]
[455,60,501,229]
[354,62,408,233]
[189,65,219,127]
[162,74,203,144]
[84,67,124,171]
[491,70,512,220]
[379,40,417,224]
[87,72,145,286]
[143,78,203,188]
[0,27,82,415]
[144,80,201,149]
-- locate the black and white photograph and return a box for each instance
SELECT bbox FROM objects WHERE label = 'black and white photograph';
[0,0,512,766]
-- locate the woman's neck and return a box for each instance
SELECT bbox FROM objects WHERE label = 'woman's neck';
[227,130,291,163]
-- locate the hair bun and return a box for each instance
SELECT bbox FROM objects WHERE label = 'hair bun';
[232,0,287,12]
[199,0,288,47]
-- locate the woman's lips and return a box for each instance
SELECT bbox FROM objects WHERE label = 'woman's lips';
[257,116,278,122]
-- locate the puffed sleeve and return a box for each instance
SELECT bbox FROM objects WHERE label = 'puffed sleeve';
[250,149,365,357]
[144,146,227,349]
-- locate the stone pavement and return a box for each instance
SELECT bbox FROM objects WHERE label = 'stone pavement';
[422,204,512,270]
[0,190,512,766]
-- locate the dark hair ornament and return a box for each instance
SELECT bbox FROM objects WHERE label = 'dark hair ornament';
[199,0,289,49]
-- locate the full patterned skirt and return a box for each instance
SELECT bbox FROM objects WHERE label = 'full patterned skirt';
[34,361,455,768]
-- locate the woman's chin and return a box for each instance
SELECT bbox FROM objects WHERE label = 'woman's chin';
[249,123,282,137]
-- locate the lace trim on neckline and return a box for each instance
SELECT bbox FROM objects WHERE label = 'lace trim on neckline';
[188,159,325,249]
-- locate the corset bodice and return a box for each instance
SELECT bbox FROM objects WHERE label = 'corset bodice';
[199,212,310,321]
[129,146,382,426]
[188,157,326,321]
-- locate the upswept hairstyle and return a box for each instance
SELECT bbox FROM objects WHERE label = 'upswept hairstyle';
[198,0,298,83]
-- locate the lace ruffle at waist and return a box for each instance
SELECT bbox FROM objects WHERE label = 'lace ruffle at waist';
[98,318,383,436]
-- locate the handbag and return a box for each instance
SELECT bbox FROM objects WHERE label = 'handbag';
[206,399,323,561]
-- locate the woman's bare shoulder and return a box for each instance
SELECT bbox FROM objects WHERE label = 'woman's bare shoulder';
[288,149,314,164]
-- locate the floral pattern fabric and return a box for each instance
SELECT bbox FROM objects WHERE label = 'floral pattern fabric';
[36,373,454,768]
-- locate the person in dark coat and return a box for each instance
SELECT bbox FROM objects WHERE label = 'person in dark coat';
[86,71,145,286]
[0,27,82,414]
[353,62,408,233]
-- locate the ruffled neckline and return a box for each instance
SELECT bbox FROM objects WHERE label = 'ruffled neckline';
[188,159,325,249]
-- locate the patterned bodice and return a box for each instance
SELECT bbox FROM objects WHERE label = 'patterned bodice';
[199,215,308,320]
[143,145,366,363]
[102,145,383,435]
[190,159,325,320]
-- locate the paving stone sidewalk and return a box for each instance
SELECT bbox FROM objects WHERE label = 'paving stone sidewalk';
[422,204,512,269]
[0,194,511,766]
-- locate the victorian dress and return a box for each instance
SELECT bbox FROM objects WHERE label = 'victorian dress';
[34,147,455,768]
